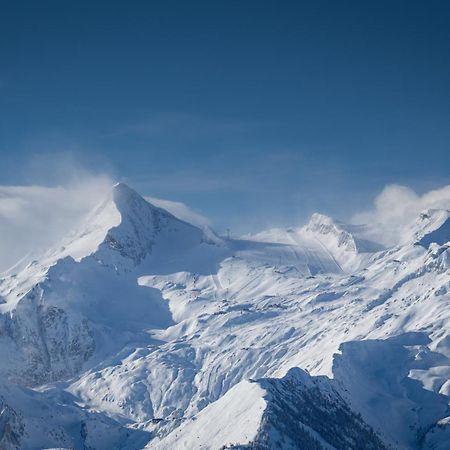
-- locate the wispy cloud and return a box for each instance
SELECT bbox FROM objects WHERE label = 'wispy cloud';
[0,174,113,272]
[125,169,258,195]
[145,196,210,228]
[352,184,450,246]
[113,113,273,139]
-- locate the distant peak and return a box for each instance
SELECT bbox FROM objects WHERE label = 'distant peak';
[309,212,332,222]
[305,212,383,256]
[418,208,450,221]
[413,208,450,247]
[306,213,342,235]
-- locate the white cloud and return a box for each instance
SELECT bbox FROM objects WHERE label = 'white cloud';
[0,175,113,273]
[352,184,450,246]
[145,196,211,228]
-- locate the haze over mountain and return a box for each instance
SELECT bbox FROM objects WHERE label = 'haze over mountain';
[0,182,449,449]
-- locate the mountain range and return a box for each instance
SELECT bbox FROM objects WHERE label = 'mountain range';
[0,183,449,450]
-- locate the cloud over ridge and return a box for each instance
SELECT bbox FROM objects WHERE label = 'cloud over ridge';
[352,184,450,246]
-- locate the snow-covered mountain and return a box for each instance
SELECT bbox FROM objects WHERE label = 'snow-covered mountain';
[149,367,388,450]
[0,183,449,449]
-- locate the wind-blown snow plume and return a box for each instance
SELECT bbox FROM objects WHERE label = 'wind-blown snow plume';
[145,196,211,228]
[352,184,450,246]
[0,175,113,272]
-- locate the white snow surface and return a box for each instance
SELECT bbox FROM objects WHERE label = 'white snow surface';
[149,379,266,449]
[0,183,449,449]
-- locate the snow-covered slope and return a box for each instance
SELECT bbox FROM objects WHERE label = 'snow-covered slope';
[405,208,450,247]
[148,379,267,449]
[0,183,213,385]
[245,212,383,273]
[334,332,450,449]
[302,213,384,271]
[0,380,150,450]
[0,183,449,449]
[149,367,387,450]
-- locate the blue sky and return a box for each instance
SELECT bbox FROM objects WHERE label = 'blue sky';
[1,1,450,232]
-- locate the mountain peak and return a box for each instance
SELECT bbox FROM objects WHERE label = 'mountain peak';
[305,213,358,252]
[413,208,450,247]
[98,184,202,264]
[112,182,141,199]
[112,181,133,192]
[43,183,203,267]
[307,212,337,229]
[112,182,156,211]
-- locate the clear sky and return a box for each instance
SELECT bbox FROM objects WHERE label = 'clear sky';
[1,1,450,232]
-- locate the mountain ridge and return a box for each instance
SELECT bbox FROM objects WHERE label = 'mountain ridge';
[0,183,449,449]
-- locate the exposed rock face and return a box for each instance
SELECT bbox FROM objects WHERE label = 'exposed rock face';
[0,396,23,450]
[253,369,387,450]
[150,367,388,450]
[1,285,95,386]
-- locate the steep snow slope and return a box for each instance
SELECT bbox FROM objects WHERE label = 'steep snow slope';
[0,184,449,449]
[149,379,267,449]
[405,209,450,247]
[149,368,387,450]
[242,226,344,275]
[246,212,383,273]
[0,183,216,385]
[334,332,450,449]
[302,213,384,271]
[0,380,150,450]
